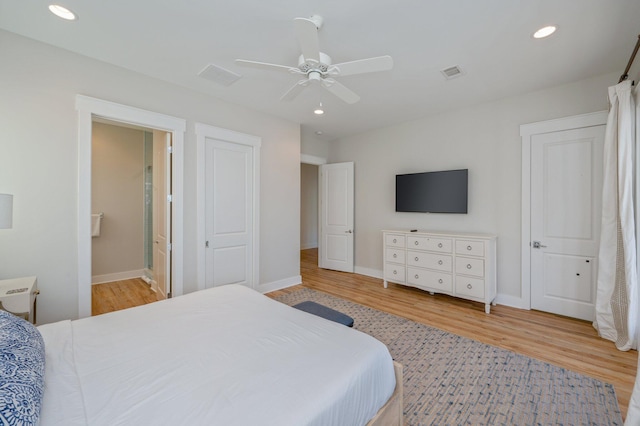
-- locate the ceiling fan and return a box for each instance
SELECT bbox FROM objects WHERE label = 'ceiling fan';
[235,15,393,104]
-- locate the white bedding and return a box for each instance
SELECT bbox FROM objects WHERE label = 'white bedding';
[37,285,396,425]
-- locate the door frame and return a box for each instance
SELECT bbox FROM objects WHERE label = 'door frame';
[520,111,607,310]
[195,123,261,291]
[151,131,172,299]
[76,95,186,318]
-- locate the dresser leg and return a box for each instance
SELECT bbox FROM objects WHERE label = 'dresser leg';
[485,303,490,314]
[383,280,388,289]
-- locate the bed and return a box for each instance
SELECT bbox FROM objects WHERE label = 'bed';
[1,284,402,425]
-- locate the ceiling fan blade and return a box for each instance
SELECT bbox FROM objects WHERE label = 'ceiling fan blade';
[235,59,301,74]
[280,79,310,101]
[294,17,321,63]
[330,55,394,77]
[321,78,360,104]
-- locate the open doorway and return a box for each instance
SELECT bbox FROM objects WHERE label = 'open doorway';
[300,156,355,273]
[90,120,171,315]
[300,162,319,252]
[76,95,185,319]
[300,155,325,268]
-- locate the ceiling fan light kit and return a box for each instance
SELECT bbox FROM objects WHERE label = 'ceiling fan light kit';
[236,14,393,104]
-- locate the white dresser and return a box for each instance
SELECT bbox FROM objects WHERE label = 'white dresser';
[383,230,497,313]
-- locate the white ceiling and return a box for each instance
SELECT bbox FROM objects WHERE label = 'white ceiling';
[1,0,638,140]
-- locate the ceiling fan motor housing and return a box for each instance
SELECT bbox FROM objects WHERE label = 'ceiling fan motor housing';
[298,52,331,76]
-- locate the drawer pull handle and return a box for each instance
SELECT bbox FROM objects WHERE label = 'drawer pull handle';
[393,238,397,243]
[438,260,443,265]
[393,270,397,275]
[415,257,419,261]
[467,283,472,289]
[415,274,419,279]
[467,264,472,269]
[438,243,443,248]
[393,253,397,258]
[467,245,472,250]
[415,241,419,246]
[438,279,443,284]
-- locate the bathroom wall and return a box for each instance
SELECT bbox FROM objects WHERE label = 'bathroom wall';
[91,121,145,283]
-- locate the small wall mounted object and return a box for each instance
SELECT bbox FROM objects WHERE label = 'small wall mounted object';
[0,194,13,229]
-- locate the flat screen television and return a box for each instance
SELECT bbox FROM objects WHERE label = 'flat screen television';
[395,169,468,213]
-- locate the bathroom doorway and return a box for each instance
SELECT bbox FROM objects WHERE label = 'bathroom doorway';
[90,120,171,313]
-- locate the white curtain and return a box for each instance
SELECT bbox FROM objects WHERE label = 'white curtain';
[596,80,640,425]
[594,80,638,351]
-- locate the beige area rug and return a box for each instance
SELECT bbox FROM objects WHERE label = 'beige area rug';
[274,288,623,426]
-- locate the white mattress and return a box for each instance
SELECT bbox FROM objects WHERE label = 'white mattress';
[38,285,396,425]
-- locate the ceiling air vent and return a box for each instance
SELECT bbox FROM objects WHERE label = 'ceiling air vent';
[198,64,242,86]
[440,65,464,80]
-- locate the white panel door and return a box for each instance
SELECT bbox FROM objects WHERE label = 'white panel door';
[205,139,253,288]
[530,125,605,320]
[152,130,171,298]
[319,162,354,273]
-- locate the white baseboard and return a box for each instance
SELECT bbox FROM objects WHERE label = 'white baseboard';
[301,242,318,250]
[258,275,302,293]
[92,269,145,285]
[494,293,528,310]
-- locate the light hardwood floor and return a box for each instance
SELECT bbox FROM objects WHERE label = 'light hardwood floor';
[92,278,158,316]
[269,248,638,419]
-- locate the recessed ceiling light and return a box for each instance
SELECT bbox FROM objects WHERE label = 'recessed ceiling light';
[315,131,323,135]
[533,25,556,39]
[48,4,77,21]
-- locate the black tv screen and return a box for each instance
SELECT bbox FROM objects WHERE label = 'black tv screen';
[396,169,468,213]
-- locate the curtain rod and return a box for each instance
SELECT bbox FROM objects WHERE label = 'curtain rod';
[619,34,640,83]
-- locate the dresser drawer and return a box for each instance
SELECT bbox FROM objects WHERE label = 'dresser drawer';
[455,257,485,277]
[455,276,485,299]
[455,240,485,257]
[386,248,405,264]
[385,234,406,248]
[407,236,452,253]
[407,251,452,272]
[407,268,452,292]
[385,264,406,283]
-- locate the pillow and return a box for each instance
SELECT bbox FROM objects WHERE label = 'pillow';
[0,310,45,426]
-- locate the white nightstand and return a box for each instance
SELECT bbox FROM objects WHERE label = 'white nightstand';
[0,276,39,324]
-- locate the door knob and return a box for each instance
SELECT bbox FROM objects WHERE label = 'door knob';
[345,230,353,234]
[532,241,547,249]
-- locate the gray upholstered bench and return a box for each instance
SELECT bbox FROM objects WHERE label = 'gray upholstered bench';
[292,301,354,327]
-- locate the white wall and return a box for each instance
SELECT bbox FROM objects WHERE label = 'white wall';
[300,163,318,249]
[91,122,144,281]
[301,127,329,160]
[329,71,618,305]
[0,30,300,323]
